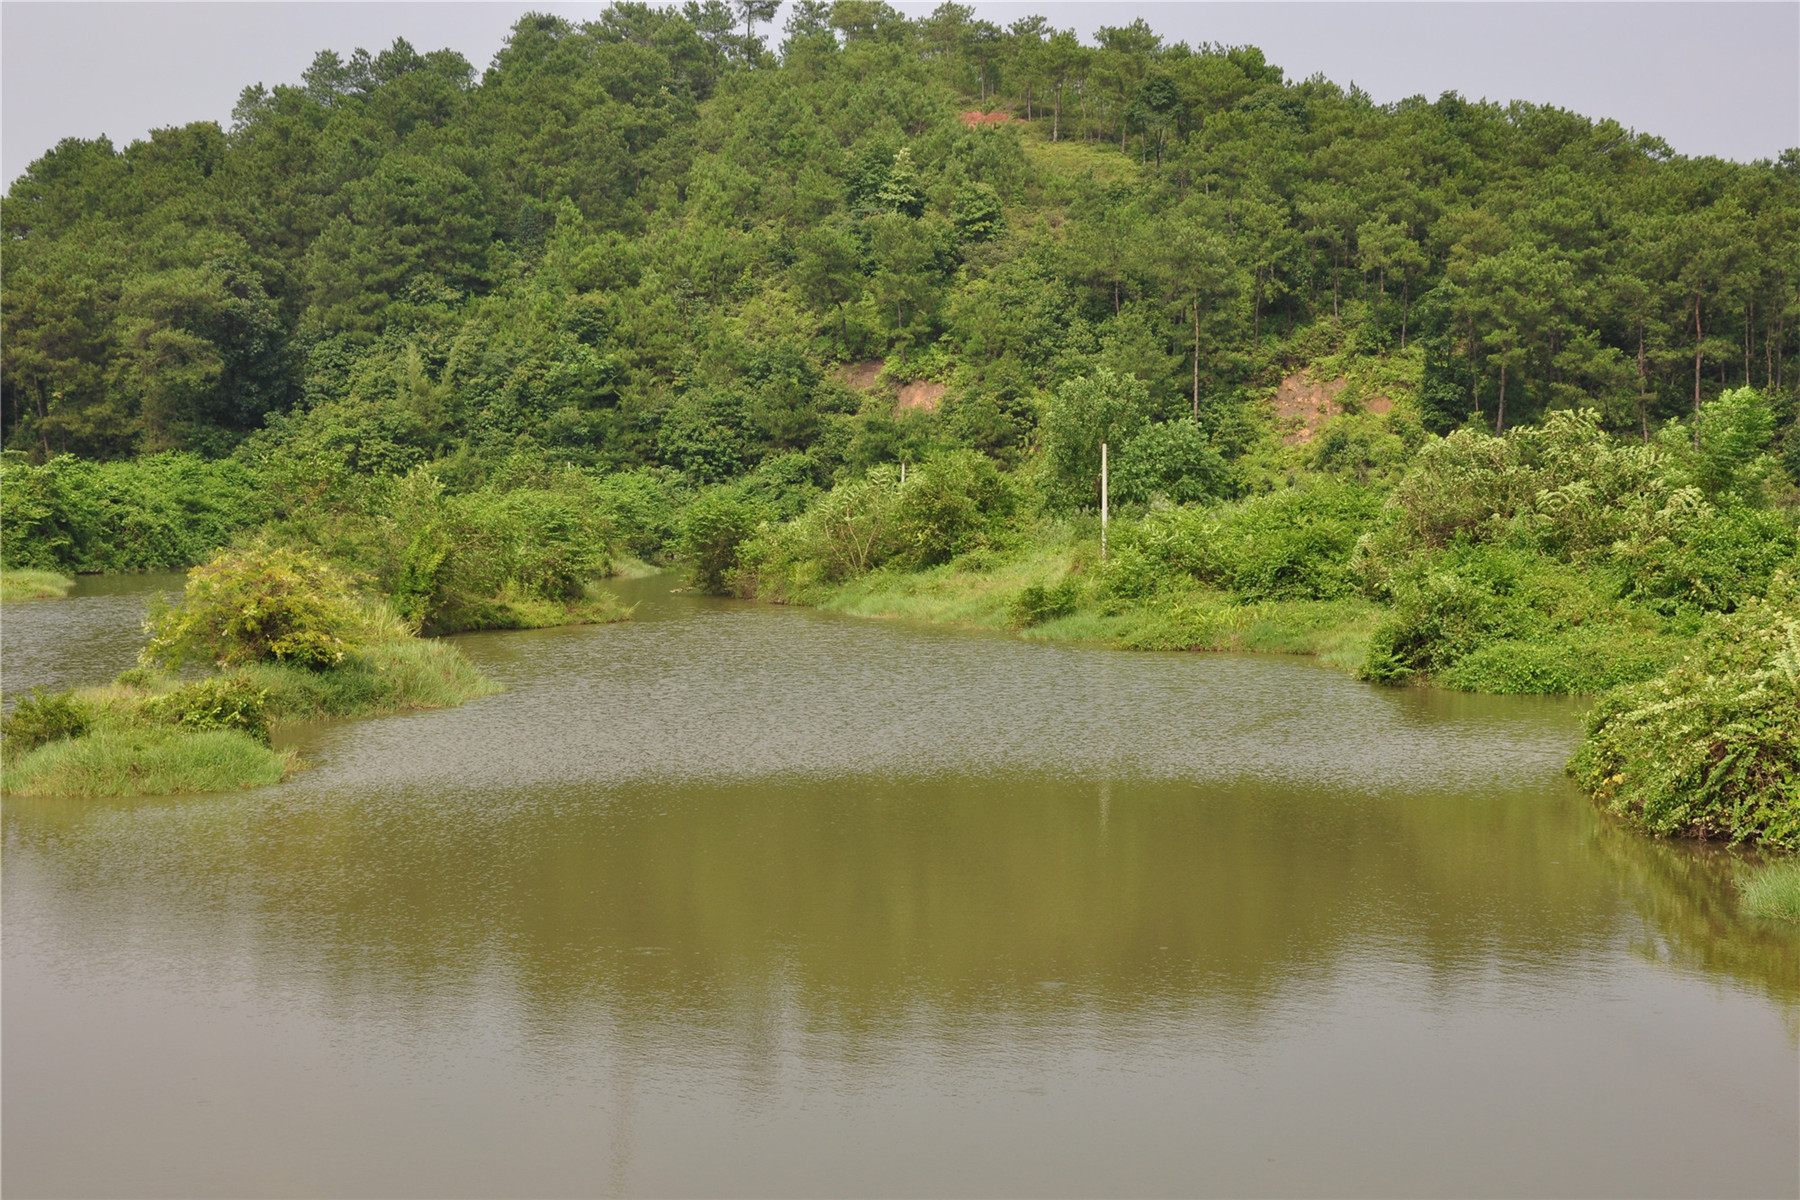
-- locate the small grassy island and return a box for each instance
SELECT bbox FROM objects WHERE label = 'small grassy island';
[1,569,75,600]
[1,543,630,798]
[1,4,1796,865]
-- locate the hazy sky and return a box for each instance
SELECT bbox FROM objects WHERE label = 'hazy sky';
[3,2,1796,187]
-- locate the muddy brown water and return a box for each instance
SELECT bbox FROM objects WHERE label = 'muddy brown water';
[3,574,1796,1197]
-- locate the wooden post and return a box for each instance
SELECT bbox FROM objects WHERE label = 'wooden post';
[1100,441,1109,562]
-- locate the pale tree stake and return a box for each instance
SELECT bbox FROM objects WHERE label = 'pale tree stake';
[1100,442,1109,562]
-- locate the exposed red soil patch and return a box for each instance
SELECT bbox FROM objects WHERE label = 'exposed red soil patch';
[1272,373,1392,445]
[836,359,886,390]
[960,111,1016,127]
[896,380,946,413]
[1273,373,1345,445]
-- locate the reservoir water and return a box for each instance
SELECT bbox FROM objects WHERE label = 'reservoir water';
[4,574,1796,1197]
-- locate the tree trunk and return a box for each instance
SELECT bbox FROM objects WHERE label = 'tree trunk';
[1053,89,1061,141]
[1692,290,1704,419]
[1637,317,1649,442]
[1193,296,1201,420]
[1113,280,1120,316]
[34,380,50,459]
[1497,360,1507,434]
[1468,316,1478,415]
[1400,278,1409,349]
[1744,299,1752,384]
[1252,268,1262,344]
[1547,329,1557,406]
[1767,300,1775,388]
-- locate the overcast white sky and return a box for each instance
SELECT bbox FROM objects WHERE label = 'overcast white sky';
[3,2,1796,187]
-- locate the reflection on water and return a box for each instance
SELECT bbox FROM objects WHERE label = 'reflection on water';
[4,574,1796,1197]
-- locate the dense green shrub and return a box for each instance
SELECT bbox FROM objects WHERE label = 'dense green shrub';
[1360,543,1679,691]
[1622,503,1797,615]
[1040,369,1153,511]
[144,545,362,669]
[1112,420,1227,505]
[589,469,683,559]
[1357,407,1796,609]
[146,676,271,744]
[1354,406,1793,690]
[1681,386,1777,501]
[1010,579,1080,627]
[1571,578,1800,849]
[738,452,1018,595]
[284,468,622,632]
[1437,626,1684,694]
[0,452,268,573]
[1360,411,1666,572]
[889,450,1017,570]
[1114,481,1383,602]
[681,489,760,594]
[1,688,93,754]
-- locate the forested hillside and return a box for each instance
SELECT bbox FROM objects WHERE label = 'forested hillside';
[4,3,1799,843]
[5,1,1796,466]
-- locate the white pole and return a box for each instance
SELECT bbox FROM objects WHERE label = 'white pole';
[900,461,906,485]
[1100,441,1109,562]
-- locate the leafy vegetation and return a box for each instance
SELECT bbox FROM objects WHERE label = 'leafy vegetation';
[2,4,1796,842]
[0,452,267,572]
[144,544,365,669]
[1,687,94,753]
[1571,577,1800,850]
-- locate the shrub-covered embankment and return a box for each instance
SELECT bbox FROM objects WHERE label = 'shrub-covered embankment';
[1572,577,1800,851]
[706,385,1800,853]
[1,546,504,798]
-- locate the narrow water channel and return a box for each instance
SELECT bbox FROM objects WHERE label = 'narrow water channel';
[4,574,1796,1197]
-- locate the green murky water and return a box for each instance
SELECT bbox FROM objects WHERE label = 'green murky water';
[4,574,1796,1197]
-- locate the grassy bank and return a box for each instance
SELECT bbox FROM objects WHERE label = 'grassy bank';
[1,569,75,600]
[817,534,1380,670]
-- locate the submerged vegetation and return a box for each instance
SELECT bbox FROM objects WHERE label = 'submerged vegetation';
[1,4,1796,844]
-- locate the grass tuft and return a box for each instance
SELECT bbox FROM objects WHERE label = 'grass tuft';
[1,569,75,600]
[1,726,293,797]
[1740,859,1800,922]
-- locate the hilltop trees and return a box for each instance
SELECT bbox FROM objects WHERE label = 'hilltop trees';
[1,2,1794,478]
